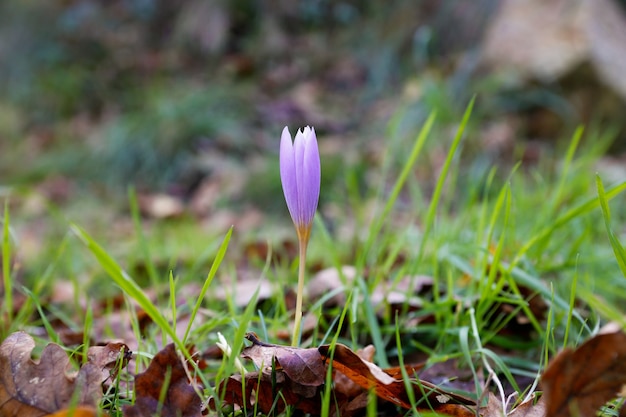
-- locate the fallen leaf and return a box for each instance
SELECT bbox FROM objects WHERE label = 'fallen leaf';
[319,343,476,414]
[215,335,477,417]
[211,334,326,415]
[242,332,326,386]
[214,274,274,308]
[138,193,185,219]
[333,345,376,398]
[87,342,132,381]
[211,371,322,415]
[45,406,99,417]
[508,394,546,417]
[243,238,298,266]
[307,266,357,306]
[415,358,476,394]
[542,330,626,417]
[124,343,202,417]
[482,392,547,417]
[0,332,106,417]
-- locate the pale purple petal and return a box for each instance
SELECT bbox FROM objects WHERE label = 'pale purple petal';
[280,127,298,224]
[293,128,307,227]
[302,127,320,226]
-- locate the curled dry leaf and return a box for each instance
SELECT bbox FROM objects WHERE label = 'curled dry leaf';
[211,333,326,416]
[319,343,476,415]
[242,332,326,386]
[211,371,322,416]
[481,392,547,417]
[45,406,99,417]
[123,343,202,417]
[215,334,476,417]
[508,394,547,417]
[333,344,376,398]
[542,330,626,417]
[87,342,132,381]
[0,332,112,417]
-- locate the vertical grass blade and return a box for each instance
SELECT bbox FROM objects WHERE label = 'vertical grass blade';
[596,176,626,278]
[416,96,475,266]
[2,202,12,322]
[511,180,626,268]
[361,111,436,262]
[183,227,232,342]
[71,224,186,355]
[128,187,160,292]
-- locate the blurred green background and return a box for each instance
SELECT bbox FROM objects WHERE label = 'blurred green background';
[1,0,625,252]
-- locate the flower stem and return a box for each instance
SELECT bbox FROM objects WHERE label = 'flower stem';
[291,237,308,346]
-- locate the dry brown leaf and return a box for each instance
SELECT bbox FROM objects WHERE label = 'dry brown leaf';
[307,266,357,306]
[124,343,202,417]
[137,193,185,219]
[482,392,547,417]
[87,342,131,381]
[216,335,477,417]
[212,334,326,416]
[242,332,326,386]
[211,371,322,416]
[214,274,274,308]
[542,330,626,417]
[319,343,476,414]
[333,345,376,398]
[0,332,107,417]
[508,394,547,417]
[45,406,99,417]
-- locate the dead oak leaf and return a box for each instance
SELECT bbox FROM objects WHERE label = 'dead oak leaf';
[333,345,376,398]
[508,394,546,417]
[87,342,131,381]
[242,332,326,386]
[0,332,105,417]
[123,343,202,417]
[481,392,547,417]
[211,371,322,415]
[45,406,99,417]
[318,343,476,415]
[542,330,626,417]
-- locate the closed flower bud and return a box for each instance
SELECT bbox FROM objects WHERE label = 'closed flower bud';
[279,126,320,243]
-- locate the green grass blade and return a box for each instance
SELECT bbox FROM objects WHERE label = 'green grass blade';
[416,97,475,265]
[551,126,583,213]
[71,224,187,355]
[361,111,436,263]
[2,202,12,323]
[183,226,232,342]
[128,187,160,292]
[511,180,626,267]
[596,176,626,277]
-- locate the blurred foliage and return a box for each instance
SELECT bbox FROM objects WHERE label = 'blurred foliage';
[0,0,623,195]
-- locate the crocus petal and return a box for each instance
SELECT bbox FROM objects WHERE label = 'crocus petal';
[280,127,298,224]
[293,128,308,227]
[302,127,320,227]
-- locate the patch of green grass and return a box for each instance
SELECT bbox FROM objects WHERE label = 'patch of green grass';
[2,103,626,416]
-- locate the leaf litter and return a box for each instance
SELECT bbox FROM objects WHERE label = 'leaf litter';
[209,332,477,417]
[0,332,128,417]
[541,330,626,417]
[2,244,626,417]
[4,289,626,416]
[124,343,203,417]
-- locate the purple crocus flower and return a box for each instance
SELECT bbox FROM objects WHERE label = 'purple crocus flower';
[280,126,320,243]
